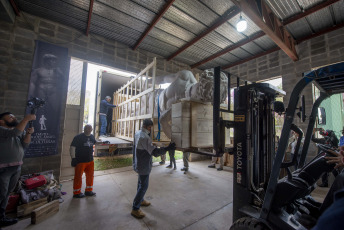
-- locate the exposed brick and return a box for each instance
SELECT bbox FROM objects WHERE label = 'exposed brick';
[12,51,33,61]
[103,43,115,55]
[7,82,28,91]
[116,48,127,59]
[73,37,87,47]
[39,20,56,30]
[0,40,11,49]
[38,28,55,37]
[311,47,326,56]
[58,26,73,35]
[0,47,10,56]
[56,32,73,42]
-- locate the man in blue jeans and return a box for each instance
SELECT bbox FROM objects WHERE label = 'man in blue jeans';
[131,119,175,218]
[0,112,36,227]
[99,96,116,137]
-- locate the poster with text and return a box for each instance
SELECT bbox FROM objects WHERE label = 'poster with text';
[25,40,69,158]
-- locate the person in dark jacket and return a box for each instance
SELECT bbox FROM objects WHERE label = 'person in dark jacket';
[0,112,36,227]
[70,124,98,198]
[131,119,175,218]
[99,96,116,137]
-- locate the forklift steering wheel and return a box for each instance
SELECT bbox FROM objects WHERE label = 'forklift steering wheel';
[317,144,338,157]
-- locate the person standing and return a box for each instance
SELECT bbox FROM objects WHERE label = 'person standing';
[131,119,175,218]
[208,156,224,171]
[70,124,98,198]
[99,96,116,137]
[180,152,190,173]
[0,112,36,227]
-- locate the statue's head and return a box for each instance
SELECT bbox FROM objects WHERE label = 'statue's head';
[198,69,228,103]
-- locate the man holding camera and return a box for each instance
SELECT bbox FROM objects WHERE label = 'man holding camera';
[70,124,98,198]
[0,112,36,227]
[131,119,175,218]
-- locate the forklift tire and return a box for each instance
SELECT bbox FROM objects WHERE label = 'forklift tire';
[230,217,270,230]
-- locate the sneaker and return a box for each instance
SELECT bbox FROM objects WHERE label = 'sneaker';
[181,167,188,172]
[0,217,18,227]
[131,209,145,219]
[85,191,96,196]
[208,164,215,168]
[166,165,172,168]
[141,200,151,206]
[159,161,165,165]
[73,193,85,198]
[174,167,177,170]
[217,168,223,171]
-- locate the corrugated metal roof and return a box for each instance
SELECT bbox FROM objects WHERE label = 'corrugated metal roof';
[13,0,344,71]
[333,1,344,24]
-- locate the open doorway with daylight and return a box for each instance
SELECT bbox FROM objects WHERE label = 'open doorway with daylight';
[83,63,135,139]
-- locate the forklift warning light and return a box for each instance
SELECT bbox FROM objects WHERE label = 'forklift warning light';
[234,115,245,122]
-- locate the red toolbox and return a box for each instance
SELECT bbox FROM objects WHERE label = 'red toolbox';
[25,175,47,189]
[6,194,20,212]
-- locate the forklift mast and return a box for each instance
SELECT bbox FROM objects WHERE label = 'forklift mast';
[233,83,285,221]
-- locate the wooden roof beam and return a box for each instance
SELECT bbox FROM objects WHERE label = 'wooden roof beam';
[132,0,175,50]
[283,0,341,26]
[222,47,280,70]
[9,0,20,16]
[167,6,241,61]
[86,0,94,36]
[233,0,298,61]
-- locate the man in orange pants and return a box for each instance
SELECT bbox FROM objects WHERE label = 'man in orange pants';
[70,124,97,198]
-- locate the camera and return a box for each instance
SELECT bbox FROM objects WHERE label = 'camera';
[27,97,45,109]
[27,97,45,128]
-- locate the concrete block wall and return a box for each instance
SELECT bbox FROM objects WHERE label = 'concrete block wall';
[0,13,201,180]
[228,27,344,158]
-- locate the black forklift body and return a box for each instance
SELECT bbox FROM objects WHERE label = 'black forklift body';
[213,62,344,230]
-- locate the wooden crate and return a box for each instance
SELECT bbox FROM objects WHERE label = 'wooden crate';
[191,102,213,147]
[171,101,191,148]
[17,198,48,217]
[31,200,59,224]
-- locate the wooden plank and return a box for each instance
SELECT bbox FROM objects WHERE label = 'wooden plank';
[116,60,154,93]
[117,88,153,107]
[191,103,213,119]
[191,132,213,147]
[171,117,191,133]
[172,102,191,118]
[171,132,191,148]
[31,200,59,224]
[17,198,48,217]
[193,119,213,133]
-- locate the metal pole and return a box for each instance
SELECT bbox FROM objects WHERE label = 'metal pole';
[213,67,221,155]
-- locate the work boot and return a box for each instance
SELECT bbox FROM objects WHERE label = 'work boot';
[141,200,151,206]
[73,193,85,198]
[85,191,96,196]
[159,161,165,165]
[0,217,18,227]
[181,167,188,172]
[166,165,172,168]
[131,209,145,218]
[208,164,215,168]
[217,168,223,171]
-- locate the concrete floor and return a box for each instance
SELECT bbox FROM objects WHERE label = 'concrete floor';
[5,160,234,230]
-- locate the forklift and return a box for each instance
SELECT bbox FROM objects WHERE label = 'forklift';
[212,62,344,230]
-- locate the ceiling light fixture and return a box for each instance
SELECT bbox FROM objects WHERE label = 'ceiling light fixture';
[236,15,247,32]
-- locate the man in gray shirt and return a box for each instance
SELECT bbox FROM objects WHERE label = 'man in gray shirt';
[131,119,175,219]
[0,112,36,227]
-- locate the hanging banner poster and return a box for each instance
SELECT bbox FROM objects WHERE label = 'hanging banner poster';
[25,40,69,157]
